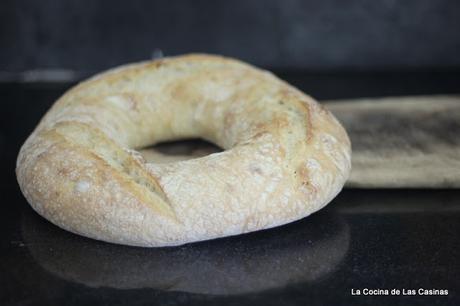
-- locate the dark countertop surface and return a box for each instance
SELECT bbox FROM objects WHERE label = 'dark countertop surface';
[1,70,460,306]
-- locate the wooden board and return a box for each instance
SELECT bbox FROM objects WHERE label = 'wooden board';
[326,95,460,188]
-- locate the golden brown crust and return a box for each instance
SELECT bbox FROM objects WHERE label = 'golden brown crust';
[16,54,351,246]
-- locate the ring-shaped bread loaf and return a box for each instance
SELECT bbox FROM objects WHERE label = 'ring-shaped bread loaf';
[16,54,351,247]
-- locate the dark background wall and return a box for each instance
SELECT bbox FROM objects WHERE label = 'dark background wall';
[1,0,459,75]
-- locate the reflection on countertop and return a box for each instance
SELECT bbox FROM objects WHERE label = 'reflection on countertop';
[1,189,458,305]
[21,208,349,295]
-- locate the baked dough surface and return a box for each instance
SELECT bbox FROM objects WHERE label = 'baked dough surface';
[16,54,351,247]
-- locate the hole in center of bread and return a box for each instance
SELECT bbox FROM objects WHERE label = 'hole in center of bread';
[138,138,223,164]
